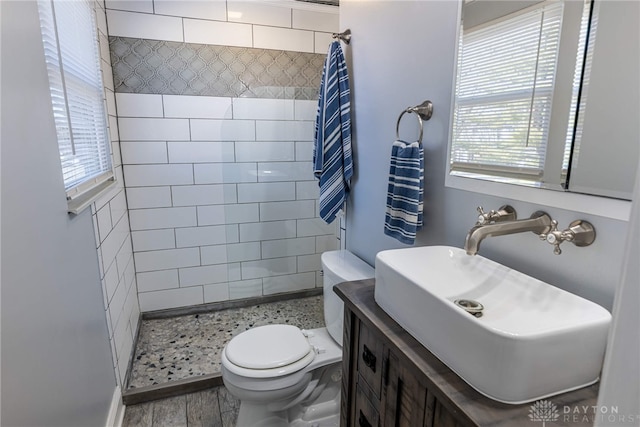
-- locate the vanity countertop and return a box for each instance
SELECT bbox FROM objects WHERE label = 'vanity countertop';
[335,279,599,427]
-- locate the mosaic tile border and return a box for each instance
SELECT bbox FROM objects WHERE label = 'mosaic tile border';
[109,37,325,100]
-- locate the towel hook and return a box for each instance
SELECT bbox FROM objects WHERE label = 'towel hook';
[396,100,433,142]
[332,29,351,44]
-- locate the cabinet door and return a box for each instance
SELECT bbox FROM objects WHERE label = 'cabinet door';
[355,382,380,427]
[432,400,464,427]
[342,312,385,427]
[358,321,384,398]
[383,352,430,427]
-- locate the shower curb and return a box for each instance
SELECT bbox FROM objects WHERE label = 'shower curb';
[142,288,323,320]
[122,373,224,405]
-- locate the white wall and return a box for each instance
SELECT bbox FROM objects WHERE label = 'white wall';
[1,1,117,424]
[106,0,340,311]
[596,158,640,425]
[342,0,630,311]
[94,0,141,390]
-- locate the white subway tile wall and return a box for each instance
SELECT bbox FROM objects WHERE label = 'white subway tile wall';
[163,95,233,119]
[92,0,140,390]
[106,0,340,313]
[294,100,319,121]
[153,0,227,21]
[314,32,336,54]
[118,118,190,141]
[237,182,296,203]
[194,163,257,185]
[129,207,197,231]
[105,0,153,14]
[106,9,184,42]
[126,187,172,209]
[239,220,297,242]
[263,272,317,295]
[226,1,291,27]
[235,142,295,162]
[138,286,204,312]
[227,278,263,299]
[115,93,163,117]
[190,119,256,142]
[106,0,338,53]
[232,98,295,120]
[119,93,338,311]
[183,19,253,47]
[253,26,315,53]
[131,229,176,252]
[136,269,180,293]
[293,9,340,33]
[121,142,168,165]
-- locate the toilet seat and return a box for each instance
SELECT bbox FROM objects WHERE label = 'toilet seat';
[223,325,316,379]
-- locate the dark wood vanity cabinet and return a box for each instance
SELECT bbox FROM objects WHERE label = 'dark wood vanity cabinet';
[336,279,599,427]
[345,312,462,427]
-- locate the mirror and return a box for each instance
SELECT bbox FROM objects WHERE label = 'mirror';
[448,0,639,200]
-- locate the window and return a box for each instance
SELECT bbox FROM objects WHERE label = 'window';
[450,2,564,183]
[38,0,113,211]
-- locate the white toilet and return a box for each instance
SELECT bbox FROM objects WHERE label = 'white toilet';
[221,250,374,427]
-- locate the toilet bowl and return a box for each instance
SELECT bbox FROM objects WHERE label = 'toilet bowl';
[221,250,374,427]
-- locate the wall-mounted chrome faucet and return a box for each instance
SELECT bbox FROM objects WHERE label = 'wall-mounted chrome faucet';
[464,205,596,256]
[465,209,553,255]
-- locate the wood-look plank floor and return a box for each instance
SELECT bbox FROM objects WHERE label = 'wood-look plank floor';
[123,386,239,427]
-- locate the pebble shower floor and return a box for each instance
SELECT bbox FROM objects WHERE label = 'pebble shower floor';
[127,295,325,389]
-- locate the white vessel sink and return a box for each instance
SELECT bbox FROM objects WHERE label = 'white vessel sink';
[374,246,611,404]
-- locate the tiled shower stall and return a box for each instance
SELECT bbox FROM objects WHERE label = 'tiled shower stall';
[119,92,337,311]
[91,0,342,391]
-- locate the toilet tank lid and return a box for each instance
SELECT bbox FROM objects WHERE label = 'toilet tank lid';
[321,250,374,281]
[225,325,312,370]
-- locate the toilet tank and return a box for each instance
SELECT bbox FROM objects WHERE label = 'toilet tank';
[322,250,375,345]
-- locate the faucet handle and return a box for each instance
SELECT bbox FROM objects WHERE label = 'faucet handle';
[539,219,557,240]
[476,206,490,224]
[540,219,596,255]
[476,205,517,225]
[539,220,563,254]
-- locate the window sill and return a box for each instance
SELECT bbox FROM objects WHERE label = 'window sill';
[67,179,117,215]
[445,174,632,222]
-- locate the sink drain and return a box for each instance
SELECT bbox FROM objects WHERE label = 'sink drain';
[454,299,484,317]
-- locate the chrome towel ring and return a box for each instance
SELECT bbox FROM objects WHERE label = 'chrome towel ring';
[395,100,433,143]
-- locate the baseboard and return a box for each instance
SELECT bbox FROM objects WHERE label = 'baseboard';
[105,386,125,427]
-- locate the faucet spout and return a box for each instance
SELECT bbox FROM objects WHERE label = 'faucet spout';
[464,211,553,255]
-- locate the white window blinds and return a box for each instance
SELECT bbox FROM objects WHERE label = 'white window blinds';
[451,2,563,181]
[38,0,113,200]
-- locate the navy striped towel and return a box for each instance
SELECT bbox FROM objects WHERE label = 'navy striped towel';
[384,140,424,244]
[313,41,352,224]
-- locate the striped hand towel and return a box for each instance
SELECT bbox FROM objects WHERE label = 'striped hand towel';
[313,41,352,224]
[384,140,424,245]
